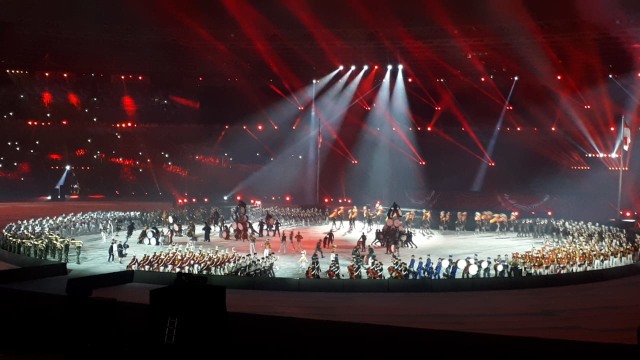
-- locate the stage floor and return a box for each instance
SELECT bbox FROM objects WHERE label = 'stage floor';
[1,201,640,346]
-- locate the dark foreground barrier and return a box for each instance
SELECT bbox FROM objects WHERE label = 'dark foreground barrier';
[0,250,68,284]
[65,270,135,296]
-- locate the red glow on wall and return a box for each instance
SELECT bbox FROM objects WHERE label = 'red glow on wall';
[121,96,137,118]
[75,149,87,156]
[68,93,81,109]
[42,91,53,108]
[169,95,200,109]
[49,153,62,161]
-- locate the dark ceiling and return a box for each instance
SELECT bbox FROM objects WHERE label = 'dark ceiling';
[2,0,640,125]
[2,0,640,78]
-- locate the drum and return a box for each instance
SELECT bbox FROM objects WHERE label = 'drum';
[469,264,479,276]
[173,223,179,231]
[400,233,407,241]
[496,263,504,272]
[237,222,244,231]
[222,230,228,238]
[146,231,154,245]
[456,259,467,269]
[386,218,393,226]
[168,215,173,224]
[393,218,402,227]
[231,222,237,230]
[481,260,488,269]
[469,258,475,265]
[441,259,450,269]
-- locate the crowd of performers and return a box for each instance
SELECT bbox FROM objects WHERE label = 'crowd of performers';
[125,243,278,277]
[0,229,83,264]
[301,216,640,280]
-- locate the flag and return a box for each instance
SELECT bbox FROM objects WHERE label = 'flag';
[622,117,631,151]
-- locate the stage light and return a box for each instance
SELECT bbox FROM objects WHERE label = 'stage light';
[609,74,613,78]
[363,65,368,70]
[65,165,71,170]
[514,76,519,80]
[339,65,344,70]
[387,65,392,70]
[398,64,403,70]
[557,75,562,80]
[351,65,356,70]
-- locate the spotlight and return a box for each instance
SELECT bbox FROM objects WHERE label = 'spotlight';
[514,76,519,80]
[65,165,71,170]
[387,65,392,70]
[609,74,613,78]
[398,64,403,70]
[363,65,368,70]
[339,65,344,70]
[351,65,356,70]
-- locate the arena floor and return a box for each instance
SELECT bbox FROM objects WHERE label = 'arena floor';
[1,200,640,346]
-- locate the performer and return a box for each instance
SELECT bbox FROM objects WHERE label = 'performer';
[439,211,446,231]
[483,257,492,277]
[298,250,309,274]
[421,210,432,235]
[202,222,212,242]
[314,239,324,258]
[327,259,341,279]
[416,256,424,279]
[361,206,369,232]
[329,207,339,230]
[405,211,415,231]
[337,206,345,229]
[424,254,434,279]
[407,254,417,279]
[386,202,402,219]
[433,258,443,279]
[126,221,135,242]
[186,221,196,242]
[263,239,272,257]
[295,231,303,252]
[348,258,362,279]
[309,252,321,278]
[358,232,367,252]
[373,259,385,279]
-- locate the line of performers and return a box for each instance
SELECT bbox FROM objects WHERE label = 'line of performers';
[125,244,278,277]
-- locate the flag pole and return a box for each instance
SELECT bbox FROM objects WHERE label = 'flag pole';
[617,115,624,217]
[313,80,320,206]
